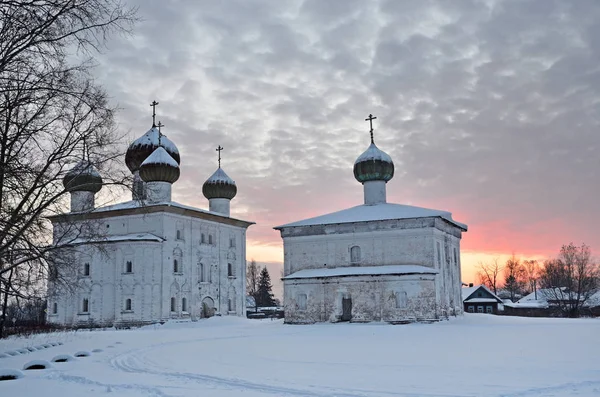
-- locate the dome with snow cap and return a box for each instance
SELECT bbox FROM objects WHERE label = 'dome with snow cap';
[139,147,180,183]
[125,127,180,173]
[202,168,237,200]
[63,160,103,193]
[353,142,394,183]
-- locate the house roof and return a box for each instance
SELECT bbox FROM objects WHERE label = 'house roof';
[283,265,438,280]
[461,285,503,303]
[274,203,467,231]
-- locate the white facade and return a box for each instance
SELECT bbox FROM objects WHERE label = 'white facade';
[47,203,252,327]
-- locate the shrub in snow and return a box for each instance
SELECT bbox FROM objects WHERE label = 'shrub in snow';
[42,344,52,348]
[27,347,37,352]
[23,360,52,370]
[17,348,29,354]
[74,351,90,357]
[0,369,24,381]
[91,349,103,353]
[51,354,76,363]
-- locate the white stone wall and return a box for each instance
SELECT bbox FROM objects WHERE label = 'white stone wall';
[48,209,248,326]
[279,217,464,323]
[284,275,437,323]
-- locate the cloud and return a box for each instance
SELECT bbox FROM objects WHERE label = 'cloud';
[95,0,600,265]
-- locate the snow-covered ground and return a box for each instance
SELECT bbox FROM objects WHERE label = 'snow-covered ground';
[1,314,599,397]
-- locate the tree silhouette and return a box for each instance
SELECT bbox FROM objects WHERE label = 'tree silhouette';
[256,266,275,308]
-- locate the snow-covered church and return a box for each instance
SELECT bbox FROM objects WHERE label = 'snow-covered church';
[275,115,467,324]
[47,105,253,327]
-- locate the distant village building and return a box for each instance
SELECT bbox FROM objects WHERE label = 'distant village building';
[47,105,253,327]
[275,115,467,324]
[461,285,504,314]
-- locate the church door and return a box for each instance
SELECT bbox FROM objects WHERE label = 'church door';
[341,298,352,322]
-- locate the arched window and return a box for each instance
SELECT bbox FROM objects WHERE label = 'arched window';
[396,291,408,309]
[182,297,187,312]
[83,263,90,276]
[201,233,206,244]
[297,293,307,310]
[227,263,234,277]
[173,259,179,273]
[176,230,181,240]
[170,297,176,312]
[82,298,89,313]
[52,302,58,314]
[350,246,361,263]
[125,299,132,311]
[125,260,133,273]
[208,234,213,245]
[228,299,234,312]
[199,263,205,282]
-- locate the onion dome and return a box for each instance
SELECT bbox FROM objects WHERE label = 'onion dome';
[202,168,237,200]
[353,143,394,183]
[139,147,180,183]
[63,160,103,193]
[125,127,180,173]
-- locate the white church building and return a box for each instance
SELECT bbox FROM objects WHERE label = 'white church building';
[275,115,467,324]
[47,107,253,327]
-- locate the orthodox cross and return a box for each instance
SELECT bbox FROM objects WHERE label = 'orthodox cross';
[157,121,164,133]
[150,100,159,127]
[365,114,377,144]
[216,145,223,168]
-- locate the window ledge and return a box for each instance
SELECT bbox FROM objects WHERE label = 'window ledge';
[121,310,134,314]
[77,312,90,316]
[48,313,58,317]
[228,276,236,279]
[173,272,183,275]
[227,311,236,314]
[122,272,134,275]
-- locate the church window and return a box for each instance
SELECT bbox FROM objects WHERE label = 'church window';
[396,291,408,308]
[52,302,58,314]
[229,235,236,248]
[227,263,234,277]
[125,299,132,311]
[176,221,184,240]
[83,262,90,276]
[201,233,206,244]
[350,246,361,263]
[173,259,179,273]
[436,242,442,265]
[170,297,176,312]
[228,298,236,312]
[208,234,213,245]
[176,230,181,239]
[125,260,133,273]
[82,298,89,313]
[454,248,458,265]
[297,294,307,311]
[199,263,205,282]
[182,298,187,312]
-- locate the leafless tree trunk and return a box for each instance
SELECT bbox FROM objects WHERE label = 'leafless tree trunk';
[539,244,599,317]
[477,258,503,295]
[504,254,526,302]
[0,0,137,337]
[522,259,539,294]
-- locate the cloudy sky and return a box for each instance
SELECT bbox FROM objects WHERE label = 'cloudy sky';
[95,0,600,291]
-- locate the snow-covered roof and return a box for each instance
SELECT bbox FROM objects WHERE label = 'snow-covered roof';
[205,167,235,185]
[464,298,500,303]
[141,147,179,167]
[131,127,179,154]
[354,143,393,165]
[461,285,503,303]
[275,202,467,230]
[283,265,437,280]
[67,233,164,245]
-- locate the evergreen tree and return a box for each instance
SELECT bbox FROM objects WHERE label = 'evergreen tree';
[256,266,276,307]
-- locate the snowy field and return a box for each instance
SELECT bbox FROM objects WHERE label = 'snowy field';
[0,315,599,397]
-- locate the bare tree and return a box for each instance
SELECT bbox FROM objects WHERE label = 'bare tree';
[539,243,599,317]
[522,259,539,294]
[0,0,137,337]
[477,259,503,295]
[504,254,526,302]
[246,259,259,310]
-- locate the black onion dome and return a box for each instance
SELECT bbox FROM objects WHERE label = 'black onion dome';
[125,127,180,173]
[63,160,103,193]
[353,143,394,183]
[139,147,180,183]
[202,168,237,200]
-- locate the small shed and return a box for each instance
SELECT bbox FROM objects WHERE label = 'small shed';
[462,285,504,314]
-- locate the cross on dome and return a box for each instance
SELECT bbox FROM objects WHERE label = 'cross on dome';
[216,145,223,168]
[150,100,159,127]
[365,114,377,144]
